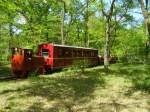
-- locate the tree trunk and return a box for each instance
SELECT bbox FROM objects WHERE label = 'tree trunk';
[84,29,89,47]
[9,23,13,49]
[139,0,150,62]
[45,5,50,42]
[0,25,1,41]
[100,0,116,71]
[84,0,89,47]
[61,2,66,45]
[65,14,73,42]
[77,25,80,39]
[104,19,110,71]
[46,32,49,42]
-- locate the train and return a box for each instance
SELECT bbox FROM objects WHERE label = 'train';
[11,43,99,77]
[11,43,117,78]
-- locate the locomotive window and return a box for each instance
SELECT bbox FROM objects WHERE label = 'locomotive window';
[12,48,23,55]
[25,50,32,57]
[42,49,49,57]
[12,48,18,55]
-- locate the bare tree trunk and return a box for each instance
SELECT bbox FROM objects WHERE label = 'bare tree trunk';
[104,19,110,71]
[139,0,150,62]
[65,14,73,42]
[61,2,66,45]
[45,5,50,42]
[100,0,116,71]
[20,11,35,43]
[0,25,1,41]
[9,23,13,49]
[77,25,80,39]
[84,0,89,47]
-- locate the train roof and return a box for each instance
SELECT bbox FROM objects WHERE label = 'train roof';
[11,47,32,50]
[39,43,98,50]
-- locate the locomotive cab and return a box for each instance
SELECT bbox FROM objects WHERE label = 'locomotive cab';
[12,48,33,59]
[12,48,22,55]
[11,48,24,68]
[11,48,33,77]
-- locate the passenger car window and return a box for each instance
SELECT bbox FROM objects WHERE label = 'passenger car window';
[59,49,63,57]
[42,49,49,57]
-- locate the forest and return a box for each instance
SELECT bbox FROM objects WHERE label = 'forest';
[0,0,148,64]
[0,0,150,112]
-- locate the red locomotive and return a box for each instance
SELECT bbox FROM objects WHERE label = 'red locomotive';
[11,48,45,77]
[11,43,99,77]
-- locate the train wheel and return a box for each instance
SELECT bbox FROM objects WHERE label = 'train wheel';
[20,70,28,78]
[37,66,45,75]
[45,67,52,74]
[12,70,22,78]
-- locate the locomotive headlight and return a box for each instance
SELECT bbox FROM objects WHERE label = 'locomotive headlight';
[28,58,32,61]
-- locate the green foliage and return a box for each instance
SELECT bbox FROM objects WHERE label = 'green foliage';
[111,63,150,92]
[133,74,150,91]
[67,59,90,74]
[0,0,148,64]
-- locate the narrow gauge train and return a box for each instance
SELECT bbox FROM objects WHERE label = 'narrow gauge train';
[11,48,45,78]
[11,43,100,77]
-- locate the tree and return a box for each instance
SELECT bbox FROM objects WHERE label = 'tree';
[57,0,71,45]
[138,0,150,61]
[100,0,116,71]
[84,0,89,47]
[0,0,143,64]
[60,0,66,45]
[100,0,134,71]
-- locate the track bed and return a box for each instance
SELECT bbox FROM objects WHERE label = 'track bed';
[0,64,12,80]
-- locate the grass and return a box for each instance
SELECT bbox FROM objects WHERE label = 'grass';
[0,64,11,78]
[0,63,149,112]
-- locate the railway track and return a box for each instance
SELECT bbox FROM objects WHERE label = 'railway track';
[0,75,15,81]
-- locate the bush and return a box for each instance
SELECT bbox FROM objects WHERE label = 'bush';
[134,77,150,92]
[67,59,90,74]
[119,54,145,64]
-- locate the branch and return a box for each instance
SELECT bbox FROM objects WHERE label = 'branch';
[108,0,116,18]
[110,2,129,33]
[100,0,108,17]
[138,0,148,19]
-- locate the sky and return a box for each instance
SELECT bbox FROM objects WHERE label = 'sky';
[17,0,144,24]
[105,0,143,24]
[14,0,144,34]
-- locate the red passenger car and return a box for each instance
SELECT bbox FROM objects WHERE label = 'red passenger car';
[37,43,99,72]
[11,43,99,77]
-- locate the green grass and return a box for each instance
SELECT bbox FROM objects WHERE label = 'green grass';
[0,64,149,112]
[0,64,11,78]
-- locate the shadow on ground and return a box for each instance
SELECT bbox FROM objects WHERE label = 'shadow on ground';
[0,65,11,78]
[0,69,105,112]
[0,64,149,112]
[108,63,150,93]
